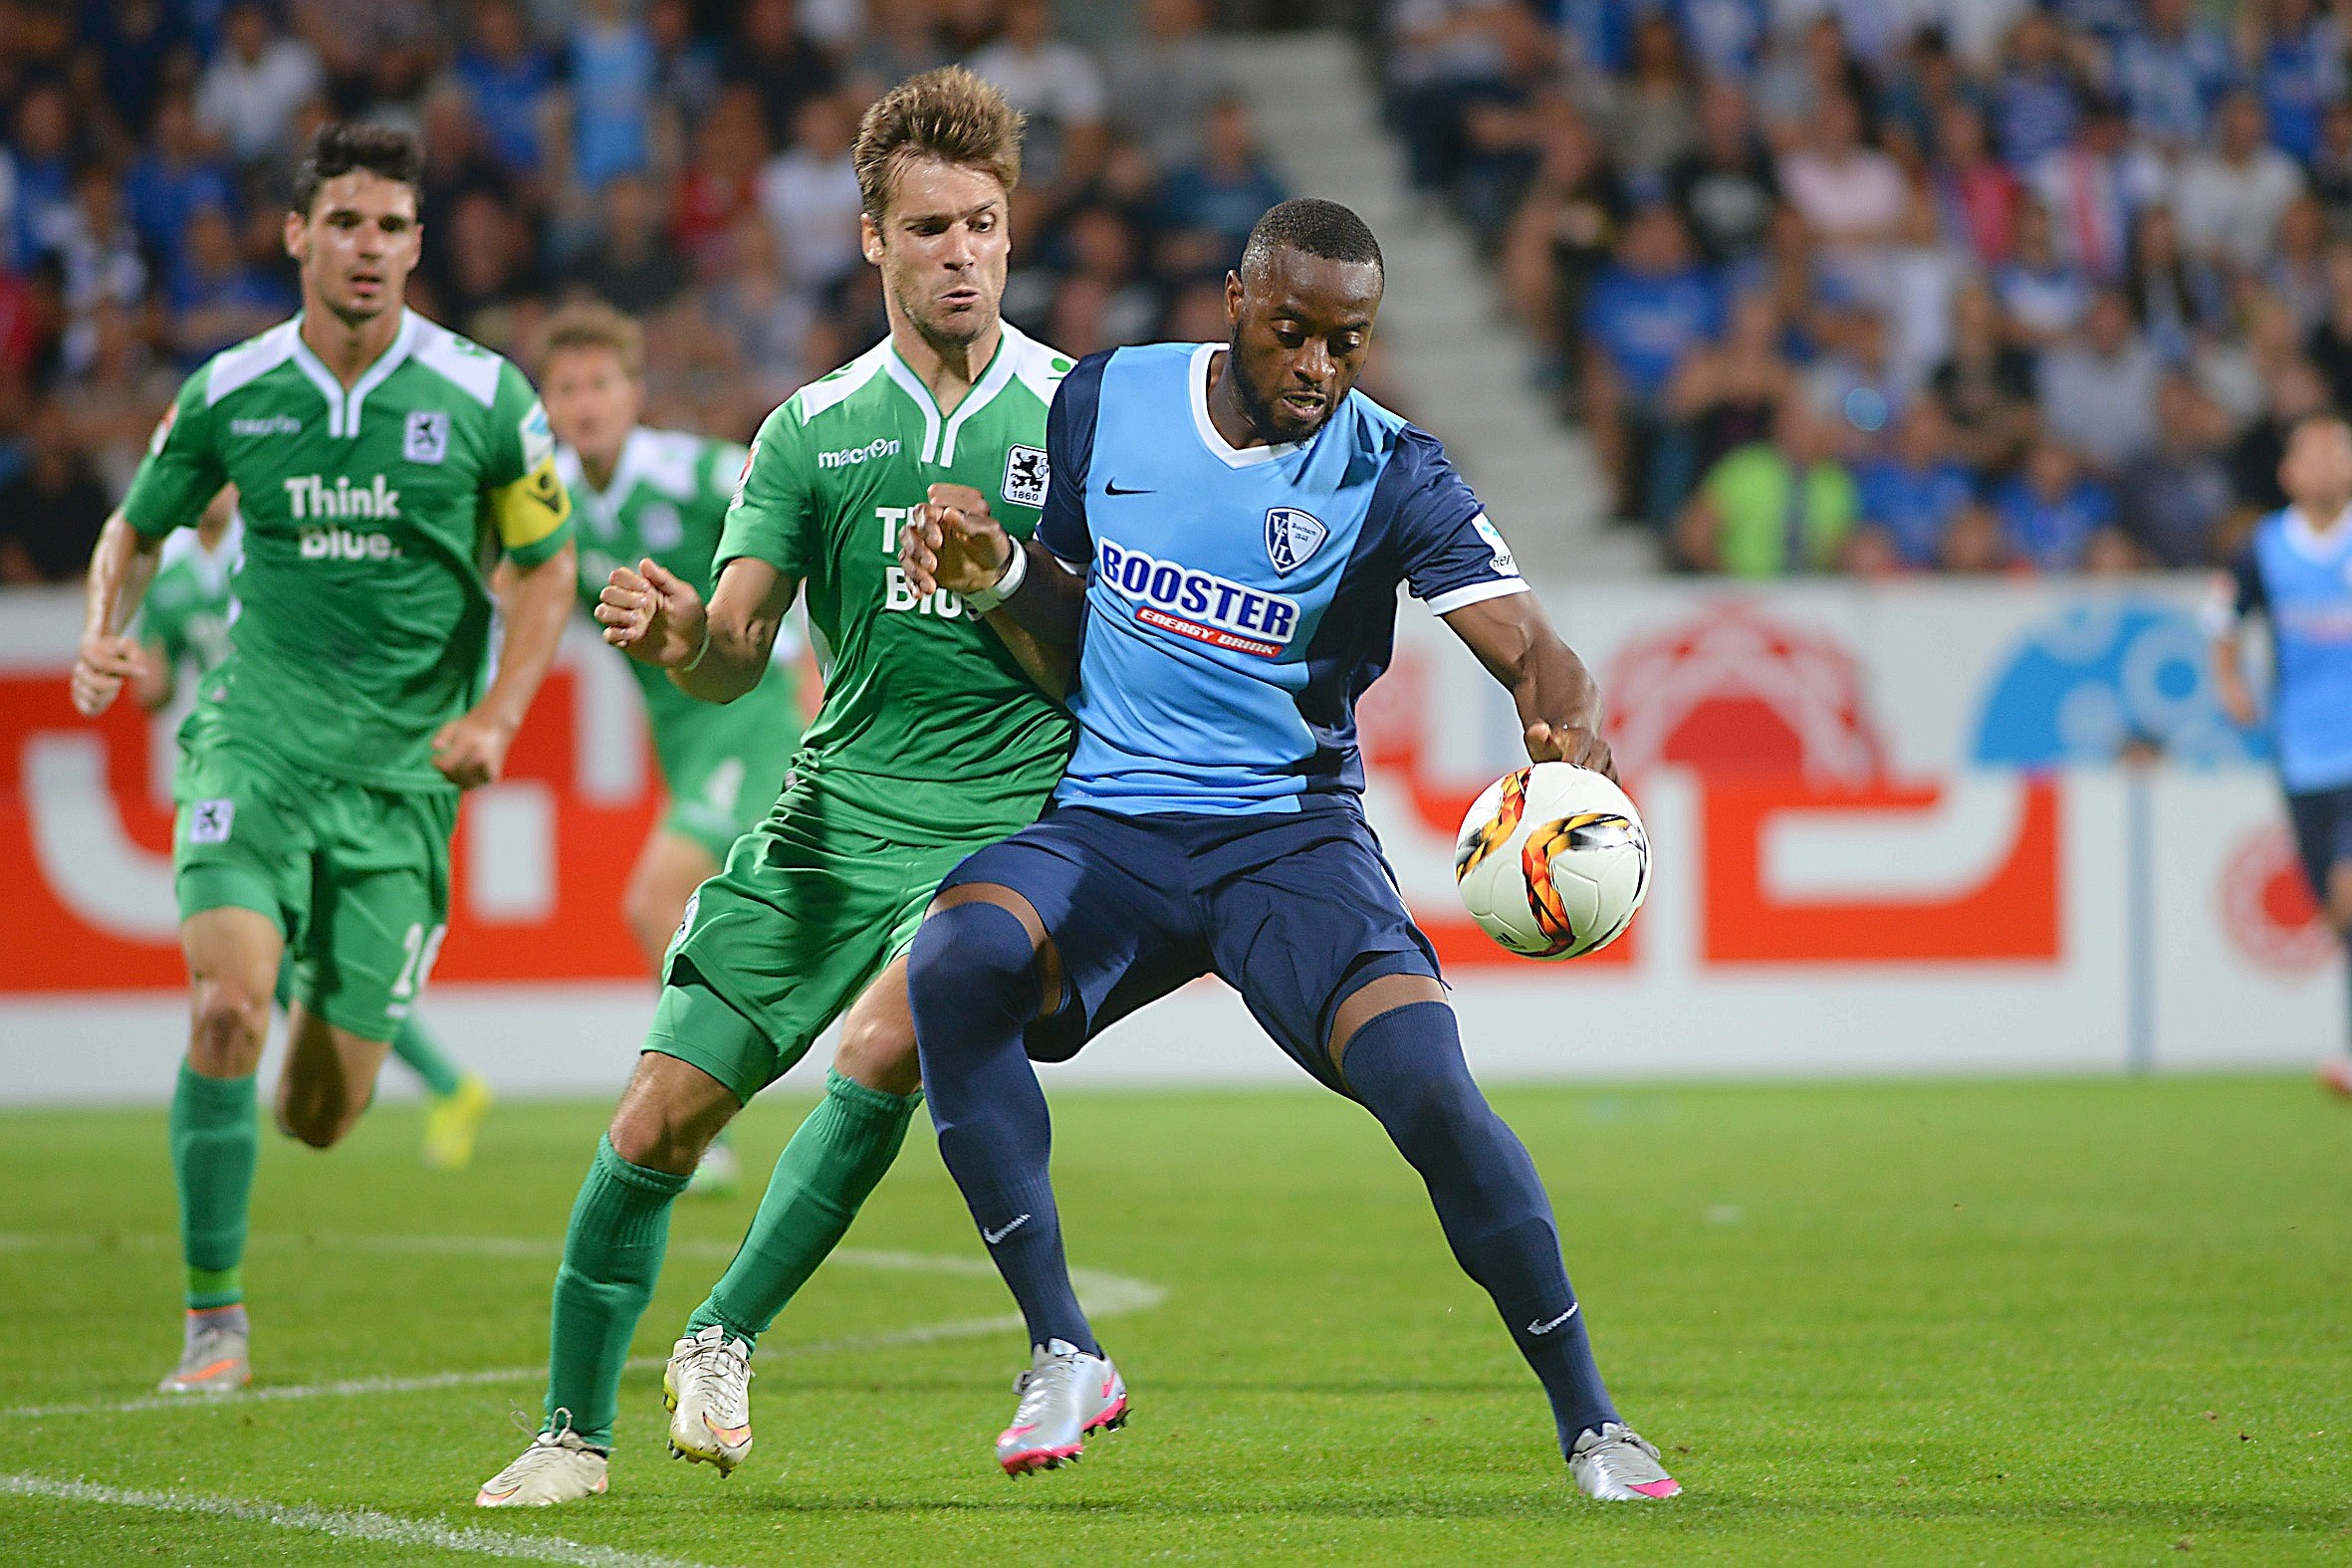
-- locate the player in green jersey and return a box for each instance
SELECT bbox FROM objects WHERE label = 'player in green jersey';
[71,123,578,1398]
[476,67,1074,1506]
[133,482,498,1172]
[540,301,806,1198]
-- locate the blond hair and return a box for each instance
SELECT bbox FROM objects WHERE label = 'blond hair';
[853,66,1024,222]
[540,301,644,380]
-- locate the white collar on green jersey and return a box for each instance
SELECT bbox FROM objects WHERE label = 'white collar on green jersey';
[288,308,419,438]
[1187,340,1301,469]
[558,427,699,519]
[878,321,1029,467]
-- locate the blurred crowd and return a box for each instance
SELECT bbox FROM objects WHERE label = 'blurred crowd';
[0,0,1282,581]
[1391,0,2352,577]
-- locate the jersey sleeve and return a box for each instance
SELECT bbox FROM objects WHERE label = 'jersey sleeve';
[2202,542,2267,635]
[120,374,227,541]
[1382,424,1529,614]
[1036,350,1106,568]
[714,400,816,577]
[482,361,575,566]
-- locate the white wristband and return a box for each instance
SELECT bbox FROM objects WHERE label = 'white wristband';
[680,625,713,672]
[959,540,1029,614]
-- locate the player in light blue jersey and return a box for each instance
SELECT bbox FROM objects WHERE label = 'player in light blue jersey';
[899,198,1678,1500]
[2211,413,2352,1090]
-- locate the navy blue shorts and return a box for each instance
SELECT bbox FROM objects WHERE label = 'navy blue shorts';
[941,800,1443,1090]
[2287,784,2352,905]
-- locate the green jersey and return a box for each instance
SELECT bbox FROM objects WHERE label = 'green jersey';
[138,520,240,683]
[120,309,575,792]
[719,323,1075,841]
[560,425,799,784]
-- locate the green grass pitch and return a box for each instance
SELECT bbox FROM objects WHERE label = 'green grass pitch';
[0,1074,2346,1564]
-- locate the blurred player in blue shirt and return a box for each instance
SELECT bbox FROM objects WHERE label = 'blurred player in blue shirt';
[2211,413,2352,1088]
[900,198,1680,1501]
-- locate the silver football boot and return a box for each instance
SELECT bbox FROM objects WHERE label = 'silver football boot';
[1568,1422,1682,1499]
[996,1338,1127,1474]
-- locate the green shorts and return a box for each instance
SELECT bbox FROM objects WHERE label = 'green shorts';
[658,729,796,867]
[644,776,999,1103]
[174,731,456,1044]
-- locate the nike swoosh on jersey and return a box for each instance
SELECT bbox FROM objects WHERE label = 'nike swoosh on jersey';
[1102,480,1153,495]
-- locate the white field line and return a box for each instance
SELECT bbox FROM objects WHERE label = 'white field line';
[0,1472,727,1568]
[0,1234,1166,1421]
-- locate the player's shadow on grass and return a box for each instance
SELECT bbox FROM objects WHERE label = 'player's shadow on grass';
[732,1489,2352,1532]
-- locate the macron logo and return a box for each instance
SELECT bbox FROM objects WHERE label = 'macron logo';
[817,437,900,469]
[284,473,400,521]
[982,1214,1032,1245]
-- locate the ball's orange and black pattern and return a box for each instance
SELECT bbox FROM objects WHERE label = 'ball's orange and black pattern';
[1455,768,1530,880]
[1520,810,1641,957]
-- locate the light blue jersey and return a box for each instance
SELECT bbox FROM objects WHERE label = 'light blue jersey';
[2221,506,2352,793]
[1038,341,1528,815]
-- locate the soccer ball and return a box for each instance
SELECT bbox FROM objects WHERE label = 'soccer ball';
[1453,763,1650,960]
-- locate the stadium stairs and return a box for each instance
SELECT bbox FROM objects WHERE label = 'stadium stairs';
[1227,32,1655,577]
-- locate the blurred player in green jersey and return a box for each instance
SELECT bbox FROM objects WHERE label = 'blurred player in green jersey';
[72,122,577,1397]
[540,302,807,1199]
[477,67,1074,1505]
[133,483,496,1171]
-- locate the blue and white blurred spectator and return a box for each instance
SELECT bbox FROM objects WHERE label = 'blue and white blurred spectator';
[969,0,1106,196]
[1106,0,1234,172]
[2026,95,2162,286]
[2248,0,2345,167]
[1994,436,2118,571]
[758,93,861,297]
[194,2,325,169]
[2117,374,2233,567]
[1995,199,2090,347]
[126,93,238,279]
[1854,395,1978,569]
[2110,0,2234,153]
[563,0,657,193]
[1993,11,2081,170]
[1155,97,1289,282]
[2038,290,2161,473]
[1581,202,1723,525]
[2175,92,2307,274]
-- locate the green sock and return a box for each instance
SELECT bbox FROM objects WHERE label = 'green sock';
[687,1069,920,1348]
[546,1135,691,1448]
[170,1060,258,1311]
[390,1015,463,1098]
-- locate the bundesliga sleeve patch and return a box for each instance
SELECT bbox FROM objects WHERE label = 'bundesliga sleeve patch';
[1002,444,1050,508]
[187,798,234,845]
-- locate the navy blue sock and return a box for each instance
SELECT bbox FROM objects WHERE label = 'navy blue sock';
[909,900,1098,1357]
[1341,1001,1618,1451]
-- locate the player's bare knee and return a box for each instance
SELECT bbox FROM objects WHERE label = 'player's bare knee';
[187,982,270,1076]
[607,1055,734,1174]
[835,1011,921,1095]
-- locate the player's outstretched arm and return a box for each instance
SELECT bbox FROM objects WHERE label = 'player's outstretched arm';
[600,555,802,705]
[900,486,1087,647]
[434,538,577,788]
[1442,590,1618,783]
[72,512,162,718]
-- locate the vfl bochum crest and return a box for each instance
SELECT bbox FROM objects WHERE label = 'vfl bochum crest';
[1265,507,1327,575]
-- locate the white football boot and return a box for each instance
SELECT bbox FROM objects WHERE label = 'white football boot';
[157,1308,250,1395]
[663,1324,755,1474]
[1568,1422,1682,1499]
[475,1420,609,1507]
[997,1338,1128,1474]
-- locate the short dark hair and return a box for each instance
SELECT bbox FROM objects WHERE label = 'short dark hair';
[290,121,424,218]
[1240,197,1383,281]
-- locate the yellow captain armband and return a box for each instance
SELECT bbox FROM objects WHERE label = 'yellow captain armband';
[490,454,572,557]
